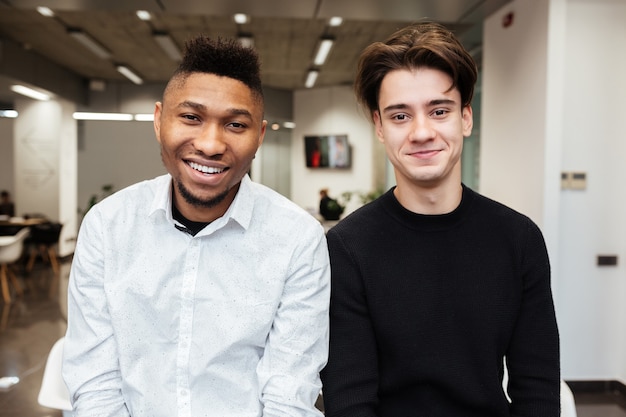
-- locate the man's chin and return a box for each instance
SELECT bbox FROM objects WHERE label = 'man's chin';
[177,181,229,209]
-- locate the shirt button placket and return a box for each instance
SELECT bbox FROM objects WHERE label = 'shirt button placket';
[176,239,199,417]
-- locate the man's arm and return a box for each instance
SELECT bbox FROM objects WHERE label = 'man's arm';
[320,229,380,417]
[62,208,130,417]
[256,225,330,417]
[506,220,560,416]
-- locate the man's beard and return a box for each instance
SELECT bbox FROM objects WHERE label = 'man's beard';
[176,179,230,209]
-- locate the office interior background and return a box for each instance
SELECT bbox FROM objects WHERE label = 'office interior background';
[0,0,625,401]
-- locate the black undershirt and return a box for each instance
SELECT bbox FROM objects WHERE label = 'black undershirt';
[172,202,210,236]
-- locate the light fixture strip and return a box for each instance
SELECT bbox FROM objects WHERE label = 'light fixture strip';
[305,70,319,88]
[134,114,154,121]
[313,38,334,66]
[0,110,18,118]
[73,112,134,121]
[116,65,143,85]
[10,85,51,101]
[69,30,112,60]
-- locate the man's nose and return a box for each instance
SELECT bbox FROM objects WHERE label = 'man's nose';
[196,123,227,155]
[408,115,436,142]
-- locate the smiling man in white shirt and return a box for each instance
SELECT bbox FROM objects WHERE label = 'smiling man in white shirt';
[62,36,330,417]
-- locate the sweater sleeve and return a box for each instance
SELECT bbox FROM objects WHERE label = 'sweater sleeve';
[506,220,560,416]
[320,228,380,417]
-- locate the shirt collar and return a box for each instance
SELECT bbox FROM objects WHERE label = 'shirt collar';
[147,173,254,231]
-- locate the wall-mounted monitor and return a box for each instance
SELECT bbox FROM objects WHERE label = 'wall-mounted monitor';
[304,134,351,169]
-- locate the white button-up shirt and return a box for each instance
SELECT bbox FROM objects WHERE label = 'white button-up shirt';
[63,174,330,417]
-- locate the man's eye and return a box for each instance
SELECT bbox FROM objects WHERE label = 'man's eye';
[183,114,199,121]
[393,114,408,121]
[228,122,246,129]
[433,109,447,117]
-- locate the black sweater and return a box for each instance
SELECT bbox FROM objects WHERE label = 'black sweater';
[320,185,560,417]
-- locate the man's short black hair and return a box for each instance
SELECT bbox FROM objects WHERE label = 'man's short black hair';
[168,36,263,101]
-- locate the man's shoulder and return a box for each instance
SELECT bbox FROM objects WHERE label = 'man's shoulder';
[470,189,533,222]
[468,189,541,238]
[91,174,169,216]
[247,181,322,228]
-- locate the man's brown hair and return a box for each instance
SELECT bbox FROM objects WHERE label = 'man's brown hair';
[355,22,477,119]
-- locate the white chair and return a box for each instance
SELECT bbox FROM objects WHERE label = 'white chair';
[503,366,577,416]
[560,380,577,417]
[38,337,73,416]
[0,227,30,304]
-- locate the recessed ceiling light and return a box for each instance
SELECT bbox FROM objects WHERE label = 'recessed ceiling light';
[136,10,152,21]
[234,13,249,24]
[36,6,54,17]
[329,16,343,27]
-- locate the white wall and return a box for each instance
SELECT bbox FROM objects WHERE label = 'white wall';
[291,85,380,216]
[13,98,77,257]
[557,0,626,383]
[481,0,626,383]
[0,118,14,195]
[480,0,551,227]
[77,120,165,215]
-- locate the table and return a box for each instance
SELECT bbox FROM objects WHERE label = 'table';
[0,217,48,236]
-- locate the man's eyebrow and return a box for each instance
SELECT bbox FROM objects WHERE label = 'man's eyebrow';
[227,108,253,118]
[177,100,206,111]
[429,98,457,106]
[177,101,253,118]
[381,98,458,113]
[381,103,409,113]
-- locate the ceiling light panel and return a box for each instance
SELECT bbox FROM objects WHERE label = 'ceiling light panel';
[116,65,143,85]
[10,85,51,101]
[68,30,112,60]
[153,32,182,61]
[305,70,318,88]
[313,38,334,66]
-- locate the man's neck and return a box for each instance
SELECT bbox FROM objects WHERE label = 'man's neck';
[393,180,463,215]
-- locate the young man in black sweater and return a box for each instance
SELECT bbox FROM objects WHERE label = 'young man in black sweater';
[320,22,560,416]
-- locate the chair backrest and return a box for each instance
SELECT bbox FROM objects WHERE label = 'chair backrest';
[38,337,73,411]
[30,222,63,245]
[0,228,30,263]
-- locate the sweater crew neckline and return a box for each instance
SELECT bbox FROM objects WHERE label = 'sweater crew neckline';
[381,184,475,232]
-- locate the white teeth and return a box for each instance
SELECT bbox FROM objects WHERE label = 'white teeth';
[188,161,224,174]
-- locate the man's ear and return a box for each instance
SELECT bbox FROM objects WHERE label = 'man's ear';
[154,102,163,144]
[373,110,385,143]
[462,105,473,138]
